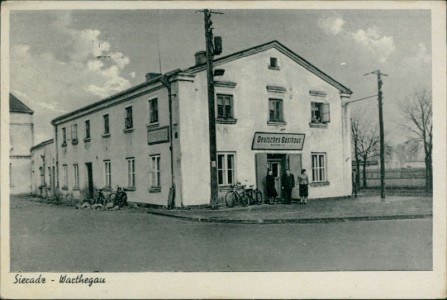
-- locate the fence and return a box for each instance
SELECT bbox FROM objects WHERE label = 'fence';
[358,168,426,188]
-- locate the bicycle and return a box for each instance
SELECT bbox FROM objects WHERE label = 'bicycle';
[91,188,117,209]
[225,182,249,208]
[244,184,263,205]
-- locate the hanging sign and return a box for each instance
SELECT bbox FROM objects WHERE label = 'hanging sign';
[148,126,170,145]
[252,132,305,150]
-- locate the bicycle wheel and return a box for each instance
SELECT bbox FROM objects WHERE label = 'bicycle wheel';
[254,190,263,204]
[238,191,249,207]
[225,191,237,207]
[104,193,115,209]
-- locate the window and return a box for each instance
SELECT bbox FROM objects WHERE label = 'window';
[149,99,158,124]
[85,120,90,139]
[71,124,78,144]
[217,94,233,119]
[269,98,283,122]
[149,155,161,188]
[217,153,235,185]
[311,102,330,124]
[103,114,110,135]
[269,57,279,69]
[127,158,136,188]
[312,153,327,182]
[104,160,111,188]
[73,164,79,188]
[125,106,133,129]
[62,127,67,145]
[63,165,68,188]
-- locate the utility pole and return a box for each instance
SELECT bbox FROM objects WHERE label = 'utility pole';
[365,70,388,199]
[199,9,223,209]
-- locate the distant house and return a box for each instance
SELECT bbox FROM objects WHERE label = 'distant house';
[9,93,34,194]
[30,139,55,197]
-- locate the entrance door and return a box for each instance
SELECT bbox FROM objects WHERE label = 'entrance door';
[48,167,52,197]
[267,154,287,199]
[52,166,56,197]
[85,163,94,199]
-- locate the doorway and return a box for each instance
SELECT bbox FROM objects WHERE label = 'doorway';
[52,166,56,191]
[255,153,302,201]
[85,162,94,199]
[267,155,286,199]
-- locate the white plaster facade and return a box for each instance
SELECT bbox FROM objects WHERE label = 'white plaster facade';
[30,139,56,197]
[51,41,353,207]
[9,94,34,195]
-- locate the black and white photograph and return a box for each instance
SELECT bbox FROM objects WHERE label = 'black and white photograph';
[1,1,446,298]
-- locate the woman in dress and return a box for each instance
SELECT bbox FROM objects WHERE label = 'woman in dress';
[298,169,309,204]
[266,170,277,205]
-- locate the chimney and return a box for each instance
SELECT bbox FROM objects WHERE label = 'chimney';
[145,72,161,81]
[194,51,207,66]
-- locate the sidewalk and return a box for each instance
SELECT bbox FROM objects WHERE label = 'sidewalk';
[146,194,433,224]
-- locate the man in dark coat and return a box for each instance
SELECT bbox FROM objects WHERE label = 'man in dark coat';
[281,169,295,204]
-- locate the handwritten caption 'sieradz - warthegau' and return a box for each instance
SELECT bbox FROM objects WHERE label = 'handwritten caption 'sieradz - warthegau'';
[14,274,106,287]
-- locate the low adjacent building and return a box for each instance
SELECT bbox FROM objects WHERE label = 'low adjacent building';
[51,40,353,207]
[30,139,56,198]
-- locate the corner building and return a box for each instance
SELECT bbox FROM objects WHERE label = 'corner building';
[51,41,353,207]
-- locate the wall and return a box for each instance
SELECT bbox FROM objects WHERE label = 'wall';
[55,83,173,206]
[30,141,56,197]
[10,112,34,194]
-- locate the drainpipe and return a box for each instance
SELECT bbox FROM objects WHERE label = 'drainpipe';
[52,122,59,190]
[159,75,177,209]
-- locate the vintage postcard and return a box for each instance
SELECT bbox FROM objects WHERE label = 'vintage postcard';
[1,1,446,298]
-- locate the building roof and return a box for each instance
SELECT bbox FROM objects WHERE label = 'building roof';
[52,40,352,125]
[10,93,34,114]
[30,139,54,152]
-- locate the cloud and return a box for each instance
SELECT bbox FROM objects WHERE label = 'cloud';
[318,17,396,63]
[36,101,66,113]
[10,12,133,144]
[87,65,132,98]
[411,43,431,64]
[349,26,396,63]
[318,17,345,35]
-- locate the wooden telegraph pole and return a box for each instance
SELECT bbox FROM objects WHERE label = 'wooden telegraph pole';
[200,9,223,209]
[365,70,388,199]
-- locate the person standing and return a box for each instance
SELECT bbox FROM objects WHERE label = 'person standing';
[281,169,295,204]
[298,169,309,204]
[265,170,277,205]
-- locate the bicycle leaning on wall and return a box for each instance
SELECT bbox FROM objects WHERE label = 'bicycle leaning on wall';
[244,184,263,205]
[225,182,249,208]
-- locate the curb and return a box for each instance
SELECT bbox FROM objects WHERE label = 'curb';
[146,210,433,224]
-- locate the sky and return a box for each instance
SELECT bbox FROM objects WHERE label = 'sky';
[9,9,432,145]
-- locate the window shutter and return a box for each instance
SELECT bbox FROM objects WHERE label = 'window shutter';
[255,153,268,195]
[321,103,330,123]
[288,154,302,199]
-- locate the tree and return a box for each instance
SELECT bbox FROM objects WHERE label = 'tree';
[399,89,433,191]
[351,118,362,187]
[351,117,380,188]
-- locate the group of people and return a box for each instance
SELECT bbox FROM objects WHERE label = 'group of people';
[77,186,128,210]
[265,168,309,205]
